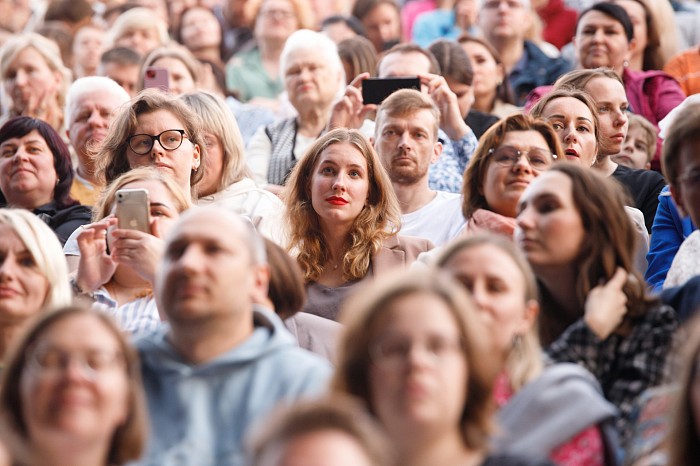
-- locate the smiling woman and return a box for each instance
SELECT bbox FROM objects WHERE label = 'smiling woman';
[460,113,562,237]
[0,117,91,244]
[0,209,70,360]
[0,305,147,466]
[284,128,432,320]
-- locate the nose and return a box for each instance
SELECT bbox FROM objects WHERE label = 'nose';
[516,204,535,230]
[563,124,578,143]
[470,281,490,311]
[149,138,166,159]
[87,110,106,127]
[406,343,432,369]
[62,357,92,382]
[512,153,533,173]
[332,172,347,191]
[177,244,204,274]
[613,109,628,129]
[0,257,18,282]
[14,69,28,87]
[591,28,604,43]
[397,131,411,149]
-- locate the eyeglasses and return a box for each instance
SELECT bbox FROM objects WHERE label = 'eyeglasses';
[483,0,525,9]
[370,336,463,369]
[679,168,700,186]
[488,145,556,171]
[26,347,124,381]
[259,9,295,20]
[127,129,188,155]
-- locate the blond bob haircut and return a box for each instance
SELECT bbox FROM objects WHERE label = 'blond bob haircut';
[92,166,193,223]
[246,0,315,32]
[247,395,394,466]
[529,86,600,147]
[179,90,252,190]
[94,89,207,193]
[0,305,148,465]
[626,113,657,165]
[553,67,623,90]
[0,209,70,310]
[332,268,498,451]
[661,102,700,189]
[283,128,401,282]
[138,43,202,93]
[0,33,72,112]
[436,234,543,392]
[462,113,563,220]
[106,7,168,50]
[375,88,439,140]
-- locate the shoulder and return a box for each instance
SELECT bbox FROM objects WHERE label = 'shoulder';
[384,234,435,256]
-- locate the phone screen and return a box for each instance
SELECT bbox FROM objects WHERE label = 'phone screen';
[362,77,421,105]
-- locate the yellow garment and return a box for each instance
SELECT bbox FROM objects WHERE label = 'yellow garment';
[70,176,101,207]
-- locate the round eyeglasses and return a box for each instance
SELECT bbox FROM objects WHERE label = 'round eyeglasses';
[488,145,556,171]
[127,129,189,155]
[26,347,124,381]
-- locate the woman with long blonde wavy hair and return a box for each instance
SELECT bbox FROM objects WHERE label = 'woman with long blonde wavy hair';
[283,128,433,321]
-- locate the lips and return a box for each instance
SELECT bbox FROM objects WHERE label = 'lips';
[507,177,530,187]
[326,196,348,205]
[564,148,579,160]
[611,133,625,143]
[0,286,20,298]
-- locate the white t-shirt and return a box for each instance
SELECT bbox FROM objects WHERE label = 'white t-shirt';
[400,191,465,246]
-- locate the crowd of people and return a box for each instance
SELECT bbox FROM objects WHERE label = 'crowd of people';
[1,0,700,464]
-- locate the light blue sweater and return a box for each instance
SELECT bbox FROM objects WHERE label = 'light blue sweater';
[133,308,332,465]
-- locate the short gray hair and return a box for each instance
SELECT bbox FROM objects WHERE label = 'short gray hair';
[280,29,345,82]
[65,76,131,126]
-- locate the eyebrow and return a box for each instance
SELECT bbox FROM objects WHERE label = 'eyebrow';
[150,202,174,209]
[546,114,592,124]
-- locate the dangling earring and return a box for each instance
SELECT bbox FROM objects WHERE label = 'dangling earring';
[623,60,629,68]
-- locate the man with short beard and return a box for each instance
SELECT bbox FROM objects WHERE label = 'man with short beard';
[373,89,465,246]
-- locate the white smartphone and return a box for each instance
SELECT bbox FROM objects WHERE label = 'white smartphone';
[116,188,150,234]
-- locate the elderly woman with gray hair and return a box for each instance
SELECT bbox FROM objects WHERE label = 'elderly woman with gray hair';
[246,29,346,194]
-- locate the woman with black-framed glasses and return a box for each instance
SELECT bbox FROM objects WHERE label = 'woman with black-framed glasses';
[94,89,206,198]
[459,113,562,238]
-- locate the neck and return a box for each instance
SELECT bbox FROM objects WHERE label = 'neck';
[168,311,254,365]
[6,192,52,210]
[627,54,642,72]
[473,90,496,113]
[393,181,436,214]
[74,64,97,79]
[534,263,579,316]
[76,159,99,185]
[321,222,351,262]
[297,109,331,137]
[491,37,524,73]
[259,38,285,60]
[29,438,110,466]
[593,154,618,176]
[192,47,223,65]
[394,428,482,466]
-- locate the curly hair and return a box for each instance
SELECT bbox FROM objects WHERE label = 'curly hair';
[283,128,400,282]
[462,113,563,220]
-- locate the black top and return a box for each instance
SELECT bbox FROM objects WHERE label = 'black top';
[32,200,92,246]
[611,164,665,233]
[482,453,555,466]
[465,110,500,140]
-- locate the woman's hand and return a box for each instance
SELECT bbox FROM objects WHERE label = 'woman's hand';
[76,216,118,293]
[109,217,167,284]
[328,73,376,131]
[23,86,61,129]
[584,267,629,340]
[419,73,470,141]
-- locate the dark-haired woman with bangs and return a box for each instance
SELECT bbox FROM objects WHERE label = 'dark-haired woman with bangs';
[0,116,91,245]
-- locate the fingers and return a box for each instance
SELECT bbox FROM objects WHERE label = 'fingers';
[349,72,369,89]
[606,267,628,290]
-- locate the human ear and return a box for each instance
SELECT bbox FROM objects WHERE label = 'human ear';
[192,143,201,170]
[516,299,539,335]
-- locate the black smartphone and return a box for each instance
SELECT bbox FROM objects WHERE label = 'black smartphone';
[362,77,421,105]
